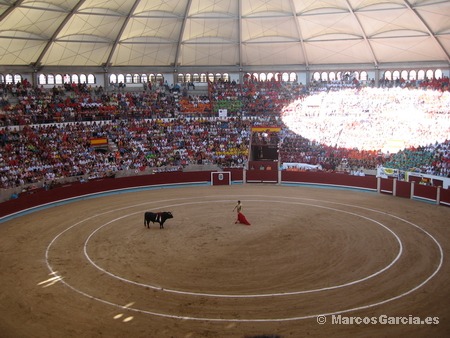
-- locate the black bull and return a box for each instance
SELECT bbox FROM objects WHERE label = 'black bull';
[144,211,173,229]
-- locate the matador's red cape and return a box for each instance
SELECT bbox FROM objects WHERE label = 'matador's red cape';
[237,212,251,225]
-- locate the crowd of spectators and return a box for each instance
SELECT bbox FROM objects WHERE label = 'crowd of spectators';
[0,118,250,189]
[382,140,450,176]
[0,75,449,190]
[208,77,305,117]
[0,80,186,125]
[280,86,450,151]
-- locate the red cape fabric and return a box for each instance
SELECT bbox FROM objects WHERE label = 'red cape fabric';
[237,212,251,225]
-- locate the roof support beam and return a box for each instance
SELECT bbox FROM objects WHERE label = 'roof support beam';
[344,0,379,68]
[34,0,87,68]
[238,0,242,70]
[402,0,450,63]
[173,0,193,69]
[289,0,308,68]
[104,0,142,69]
[0,0,25,22]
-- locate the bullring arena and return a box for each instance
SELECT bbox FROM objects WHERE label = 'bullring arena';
[0,174,449,338]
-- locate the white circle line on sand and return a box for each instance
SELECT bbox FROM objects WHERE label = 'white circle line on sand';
[82,199,403,298]
[44,194,444,322]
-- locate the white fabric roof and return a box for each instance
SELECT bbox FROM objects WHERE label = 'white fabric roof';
[0,0,449,68]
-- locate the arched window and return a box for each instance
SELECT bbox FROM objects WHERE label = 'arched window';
[79,74,87,84]
[409,70,417,80]
[109,74,117,84]
[215,73,222,81]
[289,72,297,82]
[328,72,336,81]
[133,74,140,83]
[312,72,320,81]
[155,73,164,83]
[0,74,4,83]
[259,73,267,81]
[141,74,148,83]
[435,69,442,79]
[342,71,352,81]
[200,73,207,82]
[193,73,199,82]
[71,74,79,83]
[48,74,55,85]
[185,74,192,82]
[125,74,132,83]
[384,71,391,80]
[207,73,214,83]
[267,72,274,81]
[426,69,434,80]
[222,73,229,82]
[38,74,47,85]
[55,74,63,84]
[401,70,408,80]
[360,71,368,81]
[13,74,22,84]
[117,74,125,84]
[252,73,258,81]
[353,71,359,80]
[5,74,13,84]
[417,70,425,80]
[320,72,328,82]
[87,74,95,84]
[177,73,184,83]
[392,71,400,80]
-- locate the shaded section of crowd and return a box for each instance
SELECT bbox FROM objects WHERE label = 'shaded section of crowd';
[0,118,250,189]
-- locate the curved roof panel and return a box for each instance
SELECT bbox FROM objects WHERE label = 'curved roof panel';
[0,0,448,68]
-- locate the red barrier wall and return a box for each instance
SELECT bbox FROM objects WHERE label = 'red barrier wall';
[247,169,278,183]
[440,188,450,207]
[380,178,394,194]
[281,172,450,206]
[0,171,212,218]
[282,171,377,190]
[2,170,448,220]
[395,180,411,198]
[247,161,278,182]
[225,168,244,182]
[414,183,438,201]
[211,172,231,185]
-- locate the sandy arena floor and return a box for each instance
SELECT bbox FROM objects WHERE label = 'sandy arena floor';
[0,184,449,338]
